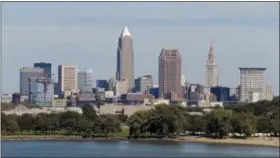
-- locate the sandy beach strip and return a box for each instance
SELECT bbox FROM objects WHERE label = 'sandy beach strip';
[176,136,279,148]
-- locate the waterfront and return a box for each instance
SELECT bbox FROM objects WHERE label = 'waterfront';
[2,140,279,157]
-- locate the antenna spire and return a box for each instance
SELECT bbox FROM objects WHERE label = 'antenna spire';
[121,25,131,37]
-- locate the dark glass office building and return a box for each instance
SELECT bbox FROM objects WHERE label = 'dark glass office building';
[149,87,159,98]
[12,93,21,104]
[96,80,109,90]
[34,62,52,78]
[211,86,230,102]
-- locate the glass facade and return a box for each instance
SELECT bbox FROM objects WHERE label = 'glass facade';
[77,69,93,92]
[29,77,54,106]
[20,67,44,95]
[149,87,159,98]
[211,86,230,102]
[96,80,109,90]
[34,62,52,78]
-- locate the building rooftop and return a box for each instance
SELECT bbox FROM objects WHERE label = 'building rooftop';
[238,67,267,70]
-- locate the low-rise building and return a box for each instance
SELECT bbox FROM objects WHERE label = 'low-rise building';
[105,91,114,98]
[114,79,128,96]
[2,105,83,115]
[99,104,154,116]
[1,94,12,103]
[12,93,21,104]
[210,102,223,107]
[152,98,170,105]
[248,92,260,103]
[197,100,210,108]
[120,93,154,104]
[52,99,67,107]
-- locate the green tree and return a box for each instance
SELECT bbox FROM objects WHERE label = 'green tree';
[231,112,255,137]
[94,114,121,136]
[5,119,20,133]
[18,114,35,132]
[82,104,97,121]
[59,111,83,135]
[189,115,206,134]
[33,113,51,134]
[205,109,232,138]
[48,113,60,134]
[126,110,150,138]
[77,118,93,138]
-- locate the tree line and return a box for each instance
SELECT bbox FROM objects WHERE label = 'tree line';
[1,97,279,139]
[1,105,126,138]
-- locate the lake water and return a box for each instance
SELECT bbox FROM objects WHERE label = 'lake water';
[1,140,279,157]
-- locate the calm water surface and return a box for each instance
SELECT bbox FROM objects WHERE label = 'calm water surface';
[2,140,279,157]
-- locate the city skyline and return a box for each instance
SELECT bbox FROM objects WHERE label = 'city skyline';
[2,2,279,95]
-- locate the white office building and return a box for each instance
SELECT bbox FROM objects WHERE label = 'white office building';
[114,79,128,96]
[58,64,77,93]
[265,84,274,101]
[77,68,93,93]
[239,67,266,102]
[248,92,260,103]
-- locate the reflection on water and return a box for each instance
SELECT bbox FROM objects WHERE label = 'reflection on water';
[129,139,182,146]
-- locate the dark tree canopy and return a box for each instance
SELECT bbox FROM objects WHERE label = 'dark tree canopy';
[1,98,279,139]
[82,104,97,121]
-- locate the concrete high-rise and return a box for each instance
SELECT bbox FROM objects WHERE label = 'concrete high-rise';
[20,67,44,95]
[77,68,93,93]
[116,26,134,92]
[134,75,153,93]
[58,64,77,93]
[239,67,266,102]
[265,84,274,101]
[159,49,182,98]
[206,41,218,87]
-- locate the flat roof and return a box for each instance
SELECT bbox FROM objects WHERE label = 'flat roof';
[238,67,266,70]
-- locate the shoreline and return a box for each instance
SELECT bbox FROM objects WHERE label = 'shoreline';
[1,135,279,148]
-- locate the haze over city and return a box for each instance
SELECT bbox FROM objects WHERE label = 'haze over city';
[2,2,279,95]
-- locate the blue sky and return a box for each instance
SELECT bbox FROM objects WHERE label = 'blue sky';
[2,2,279,95]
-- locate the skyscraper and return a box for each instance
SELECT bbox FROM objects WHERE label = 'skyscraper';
[239,67,266,102]
[77,68,93,93]
[159,49,182,98]
[34,62,52,78]
[58,64,77,93]
[116,26,134,92]
[20,67,44,95]
[206,41,218,87]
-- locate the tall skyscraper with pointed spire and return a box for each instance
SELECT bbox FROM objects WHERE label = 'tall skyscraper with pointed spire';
[206,41,218,87]
[116,26,134,92]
